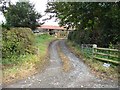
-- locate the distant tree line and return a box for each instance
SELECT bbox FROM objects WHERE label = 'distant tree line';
[46,2,120,48]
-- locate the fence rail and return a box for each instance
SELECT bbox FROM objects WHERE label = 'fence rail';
[95,47,118,52]
[93,57,119,64]
[81,44,119,64]
[93,45,119,64]
[93,52,118,58]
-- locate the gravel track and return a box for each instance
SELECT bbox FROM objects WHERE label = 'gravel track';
[3,39,119,88]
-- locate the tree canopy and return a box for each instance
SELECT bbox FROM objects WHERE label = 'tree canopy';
[46,2,120,47]
[0,1,42,30]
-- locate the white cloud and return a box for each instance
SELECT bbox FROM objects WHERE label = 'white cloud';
[0,12,6,24]
[29,0,59,25]
[31,0,48,14]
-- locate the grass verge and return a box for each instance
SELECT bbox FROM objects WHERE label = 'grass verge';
[66,40,119,80]
[3,34,55,85]
[57,41,71,72]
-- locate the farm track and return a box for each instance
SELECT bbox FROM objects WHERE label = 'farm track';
[3,39,118,88]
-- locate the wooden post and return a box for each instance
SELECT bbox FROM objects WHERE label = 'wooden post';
[92,44,97,60]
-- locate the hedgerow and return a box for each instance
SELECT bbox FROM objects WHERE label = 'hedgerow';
[2,28,36,61]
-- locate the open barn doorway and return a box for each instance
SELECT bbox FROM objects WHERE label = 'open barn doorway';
[49,29,55,35]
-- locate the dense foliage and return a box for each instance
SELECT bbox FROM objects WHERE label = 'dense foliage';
[46,2,120,47]
[2,28,36,59]
[0,1,42,30]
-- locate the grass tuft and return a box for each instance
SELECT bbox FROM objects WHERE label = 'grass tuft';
[57,42,71,72]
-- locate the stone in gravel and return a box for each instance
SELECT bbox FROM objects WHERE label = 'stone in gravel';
[38,80,41,82]
[28,77,30,79]
[24,81,27,83]
[80,85,83,87]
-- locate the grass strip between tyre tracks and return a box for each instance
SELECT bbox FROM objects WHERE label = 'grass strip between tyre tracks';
[57,41,72,72]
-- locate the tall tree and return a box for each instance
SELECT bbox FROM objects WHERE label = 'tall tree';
[2,1,42,30]
[46,2,120,47]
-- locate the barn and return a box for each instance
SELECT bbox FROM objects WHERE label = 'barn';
[37,25,64,34]
[36,25,68,38]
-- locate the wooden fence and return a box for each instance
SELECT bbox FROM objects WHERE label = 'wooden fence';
[81,44,120,64]
[93,45,119,64]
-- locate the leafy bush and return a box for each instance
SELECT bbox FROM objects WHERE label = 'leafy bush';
[2,28,36,59]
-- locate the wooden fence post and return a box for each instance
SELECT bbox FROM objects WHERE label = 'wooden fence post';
[92,44,97,60]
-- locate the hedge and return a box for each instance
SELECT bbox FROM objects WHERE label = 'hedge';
[2,28,36,59]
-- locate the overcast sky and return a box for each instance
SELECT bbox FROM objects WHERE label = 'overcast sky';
[0,0,59,26]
